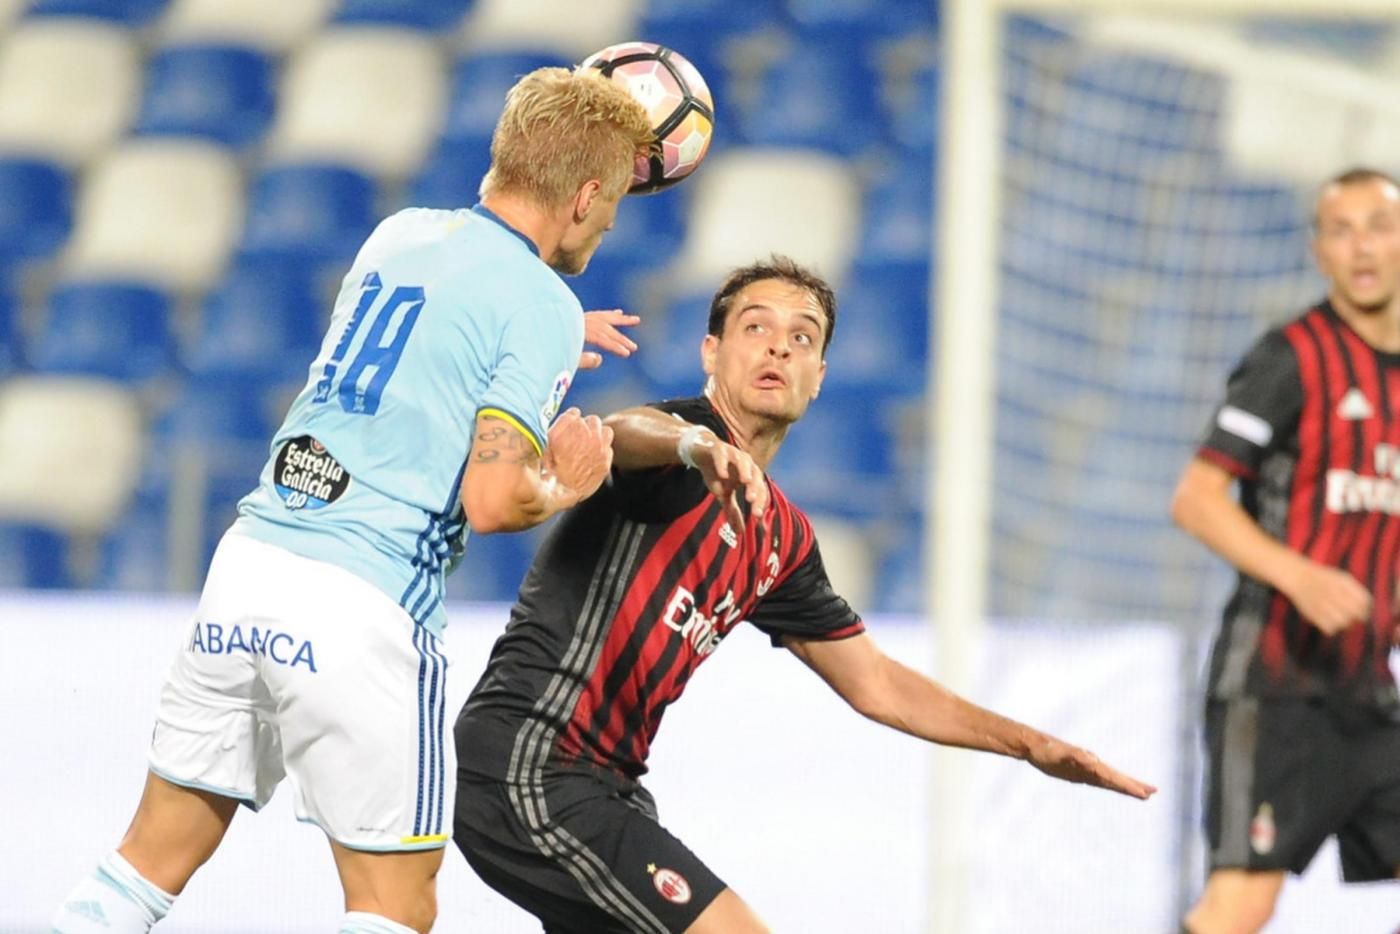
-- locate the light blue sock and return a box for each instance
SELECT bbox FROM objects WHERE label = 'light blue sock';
[338,912,419,934]
[51,851,174,933]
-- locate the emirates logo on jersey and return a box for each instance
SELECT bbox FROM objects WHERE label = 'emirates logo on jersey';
[1326,443,1400,515]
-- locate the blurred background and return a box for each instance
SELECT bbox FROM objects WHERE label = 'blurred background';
[3,0,1400,931]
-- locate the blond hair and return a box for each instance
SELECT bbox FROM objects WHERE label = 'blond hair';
[481,66,655,207]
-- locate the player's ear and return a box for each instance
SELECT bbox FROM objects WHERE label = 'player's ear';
[701,334,719,375]
[811,359,826,400]
[573,179,603,223]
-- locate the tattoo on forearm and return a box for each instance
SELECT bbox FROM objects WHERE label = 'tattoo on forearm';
[472,416,538,465]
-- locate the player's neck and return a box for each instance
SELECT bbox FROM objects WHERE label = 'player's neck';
[1328,291,1400,353]
[479,193,564,262]
[703,384,788,469]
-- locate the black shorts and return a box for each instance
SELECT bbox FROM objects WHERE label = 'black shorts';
[454,769,726,933]
[1204,696,1400,880]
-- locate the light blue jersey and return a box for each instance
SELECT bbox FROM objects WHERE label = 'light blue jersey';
[234,205,583,636]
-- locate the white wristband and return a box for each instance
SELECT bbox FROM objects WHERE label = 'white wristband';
[676,424,708,469]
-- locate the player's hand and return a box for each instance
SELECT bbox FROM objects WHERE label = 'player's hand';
[579,310,640,370]
[1025,736,1157,800]
[687,429,768,533]
[544,408,614,503]
[1284,560,1371,636]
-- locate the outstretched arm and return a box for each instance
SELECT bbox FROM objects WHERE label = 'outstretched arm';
[460,408,612,534]
[603,406,768,530]
[784,632,1156,800]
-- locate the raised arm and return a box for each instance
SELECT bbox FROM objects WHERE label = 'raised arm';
[784,632,1156,800]
[460,408,612,534]
[603,405,768,529]
[1171,456,1370,634]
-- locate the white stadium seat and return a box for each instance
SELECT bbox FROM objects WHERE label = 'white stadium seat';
[0,376,143,535]
[671,147,861,293]
[459,0,642,59]
[64,139,243,293]
[0,19,140,165]
[158,0,337,53]
[0,0,24,31]
[805,514,875,613]
[265,27,447,179]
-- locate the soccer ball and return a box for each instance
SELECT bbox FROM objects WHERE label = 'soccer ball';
[581,41,714,195]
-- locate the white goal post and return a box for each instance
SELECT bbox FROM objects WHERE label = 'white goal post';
[930,1,1400,931]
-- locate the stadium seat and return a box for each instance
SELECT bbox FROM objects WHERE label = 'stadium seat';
[95,490,172,592]
[27,0,168,25]
[186,256,325,382]
[883,59,939,155]
[239,163,378,269]
[857,167,935,277]
[802,513,875,611]
[871,519,924,616]
[784,0,937,45]
[0,156,72,272]
[0,278,16,376]
[28,281,175,383]
[441,50,573,146]
[0,19,141,165]
[159,0,337,52]
[152,378,279,444]
[737,42,885,156]
[408,138,493,209]
[457,0,640,60]
[335,0,476,31]
[63,138,243,293]
[670,147,861,295]
[822,264,929,393]
[265,27,447,179]
[134,44,275,149]
[634,288,709,398]
[0,376,144,535]
[0,0,23,30]
[0,521,72,589]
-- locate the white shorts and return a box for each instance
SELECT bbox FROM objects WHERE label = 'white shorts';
[150,531,454,852]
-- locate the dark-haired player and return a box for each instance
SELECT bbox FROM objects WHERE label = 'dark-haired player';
[454,255,1156,934]
[1173,168,1400,934]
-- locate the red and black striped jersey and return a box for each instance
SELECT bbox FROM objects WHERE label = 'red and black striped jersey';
[456,396,864,784]
[1199,301,1400,705]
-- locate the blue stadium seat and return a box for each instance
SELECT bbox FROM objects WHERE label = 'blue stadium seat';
[335,0,475,31]
[0,156,72,272]
[28,281,174,383]
[443,51,574,145]
[737,44,885,156]
[186,256,324,382]
[27,0,168,26]
[872,519,924,615]
[0,279,16,377]
[823,264,928,393]
[884,61,939,155]
[134,44,275,149]
[408,138,493,209]
[785,0,937,45]
[857,168,935,277]
[636,289,711,399]
[240,164,378,269]
[95,491,170,592]
[199,449,265,571]
[0,522,71,589]
[152,378,278,444]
